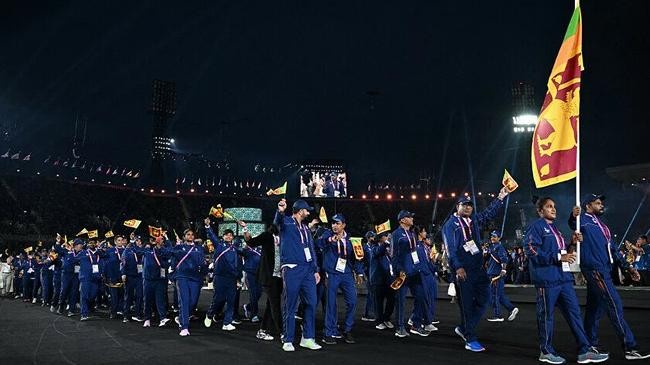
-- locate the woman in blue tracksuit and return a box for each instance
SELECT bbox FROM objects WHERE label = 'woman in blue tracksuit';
[204,221,244,331]
[173,228,208,337]
[524,197,608,365]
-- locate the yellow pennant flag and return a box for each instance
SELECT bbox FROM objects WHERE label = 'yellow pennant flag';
[266,181,287,196]
[76,228,89,237]
[350,237,364,260]
[319,206,328,223]
[209,205,224,218]
[104,231,114,238]
[502,169,519,193]
[88,230,99,239]
[123,219,142,229]
[375,220,391,234]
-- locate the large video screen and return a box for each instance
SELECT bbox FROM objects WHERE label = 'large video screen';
[299,170,348,198]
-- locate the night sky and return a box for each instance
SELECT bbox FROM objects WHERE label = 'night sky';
[1,1,649,194]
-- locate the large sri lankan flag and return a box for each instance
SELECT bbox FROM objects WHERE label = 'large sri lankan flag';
[532,6,583,188]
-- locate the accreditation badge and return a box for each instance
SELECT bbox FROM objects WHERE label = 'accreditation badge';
[336,258,347,273]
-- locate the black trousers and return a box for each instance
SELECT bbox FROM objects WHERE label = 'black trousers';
[260,276,283,336]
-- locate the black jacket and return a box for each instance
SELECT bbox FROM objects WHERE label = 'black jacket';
[246,231,277,287]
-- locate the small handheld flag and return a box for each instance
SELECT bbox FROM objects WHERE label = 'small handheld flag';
[502,169,519,193]
[319,206,328,223]
[350,237,364,260]
[123,219,142,229]
[375,220,391,234]
[266,182,287,196]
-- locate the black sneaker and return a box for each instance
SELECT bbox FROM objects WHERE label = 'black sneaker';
[343,332,356,344]
[232,319,243,325]
[322,336,337,345]
[625,350,650,360]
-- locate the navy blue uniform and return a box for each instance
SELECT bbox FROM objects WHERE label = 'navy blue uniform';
[391,227,430,331]
[206,227,243,326]
[172,242,208,331]
[569,212,639,351]
[370,242,395,325]
[104,246,126,316]
[142,245,171,322]
[71,248,105,317]
[121,246,144,320]
[442,198,503,343]
[275,211,319,343]
[317,230,363,337]
[54,245,81,313]
[242,245,262,319]
[487,241,515,317]
[525,217,590,356]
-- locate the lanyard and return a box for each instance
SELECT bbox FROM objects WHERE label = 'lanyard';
[403,229,416,251]
[336,233,348,258]
[132,252,138,263]
[586,214,612,242]
[585,213,614,264]
[87,250,99,264]
[152,249,161,267]
[547,223,565,250]
[456,216,472,242]
[176,246,194,269]
[273,235,280,246]
[116,247,122,261]
[293,218,308,246]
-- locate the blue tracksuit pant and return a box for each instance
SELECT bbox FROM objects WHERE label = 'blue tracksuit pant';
[324,272,357,336]
[282,265,317,342]
[535,282,590,355]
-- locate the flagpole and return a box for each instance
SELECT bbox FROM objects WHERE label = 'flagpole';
[574,0,582,265]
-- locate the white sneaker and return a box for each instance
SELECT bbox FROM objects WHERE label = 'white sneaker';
[299,338,322,350]
[407,318,414,326]
[256,330,274,341]
[508,307,519,322]
[175,316,181,326]
[204,315,213,328]
[222,324,236,331]
[375,323,388,330]
[179,329,190,337]
[143,320,151,328]
[32,298,37,304]
[424,324,438,332]
[384,321,394,329]
[282,343,295,352]
[159,318,171,327]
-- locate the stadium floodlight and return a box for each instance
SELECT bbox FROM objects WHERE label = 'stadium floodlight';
[387,194,392,200]
[437,193,443,198]
[170,138,175,144]
[513,114,538,134]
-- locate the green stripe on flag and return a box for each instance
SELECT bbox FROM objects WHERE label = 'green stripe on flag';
[563,7,581,41]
